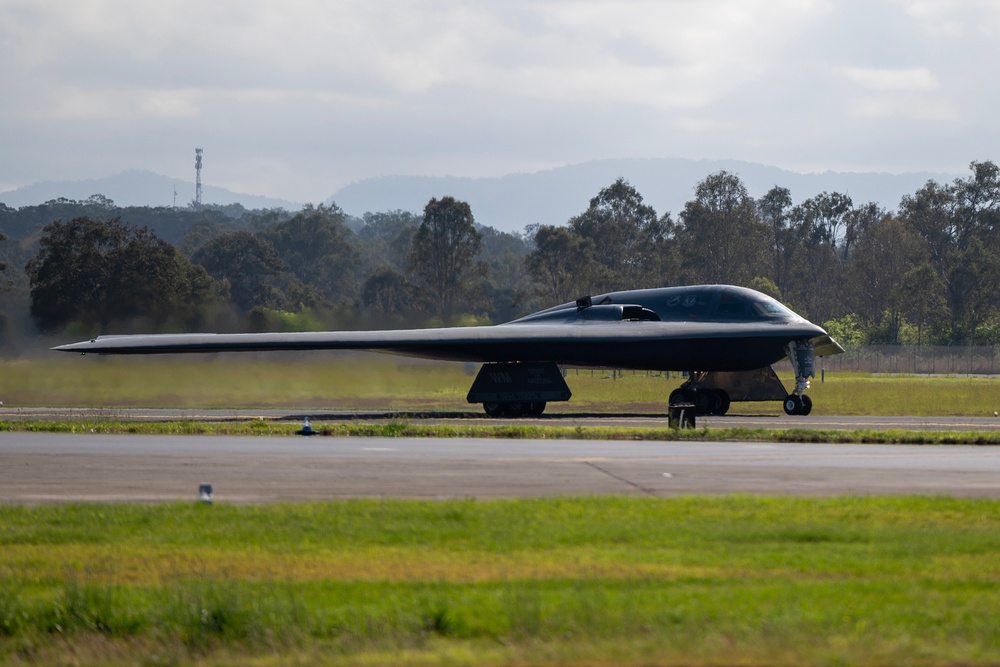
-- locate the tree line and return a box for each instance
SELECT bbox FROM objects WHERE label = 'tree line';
[2,161,1000,347]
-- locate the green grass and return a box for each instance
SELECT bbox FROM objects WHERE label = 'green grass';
[5,418,1000,444]
[6,355,1000,415]
[2,497,1000,665]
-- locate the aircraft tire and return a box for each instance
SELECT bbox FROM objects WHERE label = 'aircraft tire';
[713,389,731,416]
[799,394,813,416]
[483,402,504,418]
[668,388,687,406]
[505,402,526,417]
[783,394,803,415]
[693,390,713,415]
[526,402,546,417]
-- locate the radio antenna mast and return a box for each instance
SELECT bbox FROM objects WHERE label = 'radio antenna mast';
[194,147,203,206]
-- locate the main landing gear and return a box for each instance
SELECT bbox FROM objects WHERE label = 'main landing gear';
[667,339,819,417]
[482,401,547,418]
[668,374,731,416]
[469,362,571,418]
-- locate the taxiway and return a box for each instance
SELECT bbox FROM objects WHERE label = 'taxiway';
[2,431,999,502]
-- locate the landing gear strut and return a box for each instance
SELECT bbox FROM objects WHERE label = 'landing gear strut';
[783,340,815,415]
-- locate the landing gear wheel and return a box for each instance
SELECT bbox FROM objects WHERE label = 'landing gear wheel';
[483,402,503,418]
[504,402,526,418]
[693,390,713,415]
[783,394,803,416]
[526,402,546,417]
[799,395,813,416]
[712,389,731,416]
[668,388,687,406]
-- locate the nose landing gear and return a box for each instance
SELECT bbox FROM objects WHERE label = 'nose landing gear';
[782,393,813,416]
[783,340,815,415]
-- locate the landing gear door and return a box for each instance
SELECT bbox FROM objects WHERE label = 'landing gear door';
[466,362,572,404]
[700,367,787,402]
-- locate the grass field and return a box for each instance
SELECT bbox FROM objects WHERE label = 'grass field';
[6,356,1000,664]
[2,497,1000,666]
[5,354,1000,415]
[7,418,1000,446]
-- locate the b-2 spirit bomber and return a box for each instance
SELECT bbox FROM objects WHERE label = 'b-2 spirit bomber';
[55,284,844,417]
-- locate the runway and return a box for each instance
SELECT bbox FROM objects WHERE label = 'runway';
[3,431,1000,502]
[6,406,1000,431]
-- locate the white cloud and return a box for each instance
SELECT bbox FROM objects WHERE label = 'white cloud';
[893,0,1000,38]
[848,96,957,122]
[841,67,940,92]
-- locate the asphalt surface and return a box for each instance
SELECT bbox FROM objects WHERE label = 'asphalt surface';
[3,431,1000,502]
[6,406,1000,431]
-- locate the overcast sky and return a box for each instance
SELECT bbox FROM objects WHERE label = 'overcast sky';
[1,0,998,203]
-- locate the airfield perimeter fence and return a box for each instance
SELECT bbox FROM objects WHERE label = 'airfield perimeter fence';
[816,345,1000,376]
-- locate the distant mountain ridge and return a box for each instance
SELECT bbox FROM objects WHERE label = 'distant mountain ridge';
[1,159,961,233]
[326,158,959,233]
[0,169,299,211]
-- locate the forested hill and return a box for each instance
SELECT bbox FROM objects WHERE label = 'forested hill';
[327,158,957,233]
[0,169,297,211]
[1,159,955,235]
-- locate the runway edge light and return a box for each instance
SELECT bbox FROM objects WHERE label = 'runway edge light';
[198,483,213,504]
[297,417,316,436]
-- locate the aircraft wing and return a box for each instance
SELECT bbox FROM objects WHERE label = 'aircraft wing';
[53,319,839,373]
[811,334,845,357]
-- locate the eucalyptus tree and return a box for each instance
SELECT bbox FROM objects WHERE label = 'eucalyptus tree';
[675,171,770,286]
[526,225,604,304]
[192,230,285,312]
[847,216,924,343]
[792,191,853,257]
[259,203,358,301]
[27,216,215,332]
[757,186,794,297]
[568,178,670,290]
[951,160,1000,249]
[947,237,1000,344]
[893,263,949,346]
[899,179,956,278]
[408,196,487,319]
[358,210,421,281]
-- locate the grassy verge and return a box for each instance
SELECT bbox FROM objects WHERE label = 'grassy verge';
[2,497,1000,666]
[6,355,1000,415]
[5,418,1000,444]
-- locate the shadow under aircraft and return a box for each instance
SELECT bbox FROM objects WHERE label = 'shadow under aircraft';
[55,284,844,417]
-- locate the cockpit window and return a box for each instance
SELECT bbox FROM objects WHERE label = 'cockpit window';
[752,300,796,319]
[714,297,751,319]
[660,292,711,319]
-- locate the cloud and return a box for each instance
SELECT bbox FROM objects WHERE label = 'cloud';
[841,67,939,92]
[0,0,997,201]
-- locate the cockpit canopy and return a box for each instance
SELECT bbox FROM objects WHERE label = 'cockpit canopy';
[657,287,798,321]
[510,285,801,325]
